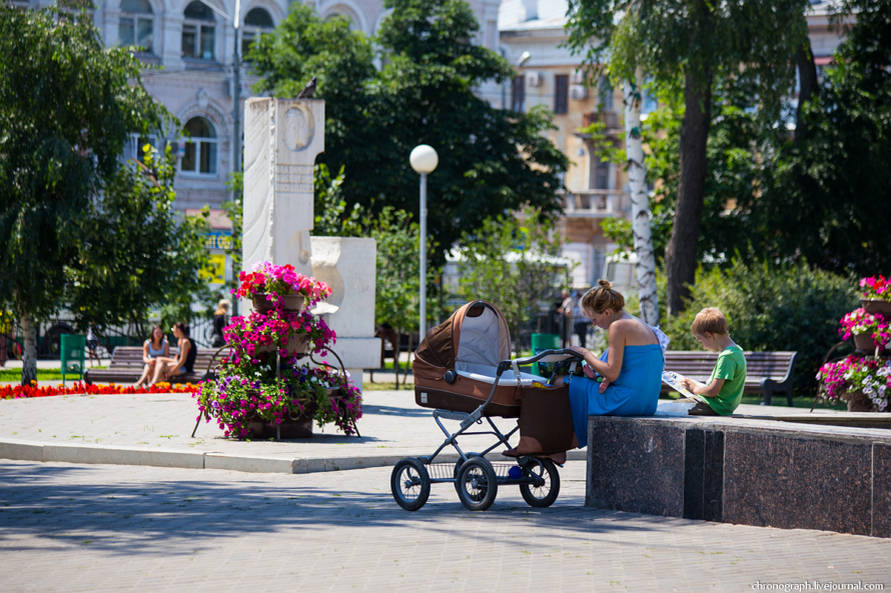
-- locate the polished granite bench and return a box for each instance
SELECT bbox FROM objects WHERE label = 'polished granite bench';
[585,406,891,538]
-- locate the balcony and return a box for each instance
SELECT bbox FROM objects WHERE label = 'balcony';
[581,110,620,131]
[559,189,631,219]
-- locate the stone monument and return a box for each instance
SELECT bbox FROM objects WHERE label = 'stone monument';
[243,98,380,390]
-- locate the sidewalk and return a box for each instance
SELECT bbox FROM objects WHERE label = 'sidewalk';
[0,383,588,473]
[1,366,883,474]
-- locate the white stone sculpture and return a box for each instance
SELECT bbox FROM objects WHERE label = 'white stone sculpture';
[242,98,380,391]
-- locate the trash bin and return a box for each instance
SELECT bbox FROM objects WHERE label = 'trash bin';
[60,334,86,386]
[530,333,560,376]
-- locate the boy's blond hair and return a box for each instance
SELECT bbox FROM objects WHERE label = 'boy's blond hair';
[691,307,729,336]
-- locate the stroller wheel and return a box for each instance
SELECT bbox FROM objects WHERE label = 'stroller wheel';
[456,457,498,511]
[453,453,481,495]
[519,458,560,508]
[391,457,431,511]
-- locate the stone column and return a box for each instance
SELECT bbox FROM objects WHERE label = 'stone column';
[243,98,324,274]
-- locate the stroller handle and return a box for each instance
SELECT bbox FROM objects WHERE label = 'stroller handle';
[496,348,584,375]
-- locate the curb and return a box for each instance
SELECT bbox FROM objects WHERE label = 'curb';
[0,438,587,474]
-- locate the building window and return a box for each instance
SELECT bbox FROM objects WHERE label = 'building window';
[590,152,610,190]
[511,76,525,112]
[181,117,217,175]
[182,1,216,60]
[598,76,614,111]
[123,133,157,163]
[554,74,569,115]
[119,0,153,53]
[241,7,274,58]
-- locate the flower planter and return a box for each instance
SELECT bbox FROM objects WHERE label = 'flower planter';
[252,293,305,314]
[841,390,877,412]
[852,333,887,353]
[861,299,891,316]
[255,335,311,355]
[247,403,318,439]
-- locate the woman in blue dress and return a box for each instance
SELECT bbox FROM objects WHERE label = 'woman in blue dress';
[556,279,664,449]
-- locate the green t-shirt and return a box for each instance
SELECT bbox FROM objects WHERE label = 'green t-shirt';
[703,345,746,415]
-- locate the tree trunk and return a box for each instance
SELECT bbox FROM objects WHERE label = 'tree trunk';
[794,39,819,146]
[665,69,711,316]
[624,71,659,326]
[17,306,38,386]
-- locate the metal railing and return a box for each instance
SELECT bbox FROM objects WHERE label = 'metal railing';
[559,189,631,218]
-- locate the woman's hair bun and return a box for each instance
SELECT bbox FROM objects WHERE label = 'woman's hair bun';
[598,279,613,289]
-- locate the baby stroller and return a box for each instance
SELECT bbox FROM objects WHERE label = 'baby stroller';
[390,300,582,511]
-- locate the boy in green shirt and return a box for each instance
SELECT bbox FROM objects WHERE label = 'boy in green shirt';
[679,308,747,416]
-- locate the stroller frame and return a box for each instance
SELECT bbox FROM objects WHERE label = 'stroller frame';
[391,348,582,512]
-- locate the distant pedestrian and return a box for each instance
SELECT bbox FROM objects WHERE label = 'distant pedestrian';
[211,299,230,348]
[573,289,591,348]
[86,325,100,367]
[556,289,575,348]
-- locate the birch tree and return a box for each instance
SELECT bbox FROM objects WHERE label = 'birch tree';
[623,71,658,326]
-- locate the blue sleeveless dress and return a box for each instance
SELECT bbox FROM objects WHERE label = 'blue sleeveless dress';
[567,344,663,448]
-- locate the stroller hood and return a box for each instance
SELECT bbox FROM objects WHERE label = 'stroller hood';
[415,301,511,379]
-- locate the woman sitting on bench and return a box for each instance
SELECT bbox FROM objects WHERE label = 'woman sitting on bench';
[134,325,169,388]
[150,322,196,385]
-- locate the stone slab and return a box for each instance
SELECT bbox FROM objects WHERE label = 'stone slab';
[42,444,205,469]
[586,414,891,537]
[874,443,891,538]
[586,418,684,517]
[723,430,873,535]
[0,439,44,462]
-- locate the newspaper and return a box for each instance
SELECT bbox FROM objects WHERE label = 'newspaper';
[661,371,706,403]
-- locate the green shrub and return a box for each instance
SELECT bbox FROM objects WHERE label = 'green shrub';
[650,260,857,395]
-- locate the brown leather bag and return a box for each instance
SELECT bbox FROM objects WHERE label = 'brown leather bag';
[510,384,576,455]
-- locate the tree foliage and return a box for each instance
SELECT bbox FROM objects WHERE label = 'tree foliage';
[249,0,568,262]
[457,209,570,353]
[600,3,891,279]
[657,259,857,395]
[565,0,810,314]
[755,0,891,275]
[66,146,211,335]
[0,6,206,383]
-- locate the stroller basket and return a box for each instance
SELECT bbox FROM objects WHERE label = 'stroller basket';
[425,461,518,481]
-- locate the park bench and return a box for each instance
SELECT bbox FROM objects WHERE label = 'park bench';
[662,350,798,406]
[84,346,223,385]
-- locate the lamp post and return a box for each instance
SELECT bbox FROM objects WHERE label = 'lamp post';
[409,144,438,336]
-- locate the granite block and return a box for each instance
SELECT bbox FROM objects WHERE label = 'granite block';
[703,430,725,522]
[724,431,873,535]
[873,443,891,538]
[587,419,685,517]
[683,429,705,520]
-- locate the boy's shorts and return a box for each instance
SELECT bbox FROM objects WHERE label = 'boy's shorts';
[675,397,719,416]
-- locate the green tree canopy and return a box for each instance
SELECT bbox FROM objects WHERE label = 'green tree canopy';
[0,6,207,383]
[249,0,568,263]
[755,0,891,275]
[565,0,811,314]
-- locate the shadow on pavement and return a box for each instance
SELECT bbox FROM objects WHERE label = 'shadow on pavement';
[0,462,674,556]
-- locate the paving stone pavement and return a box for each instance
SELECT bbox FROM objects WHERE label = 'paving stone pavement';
[1,459,889,593]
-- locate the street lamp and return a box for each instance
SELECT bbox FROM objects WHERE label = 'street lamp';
[410,144,438,336]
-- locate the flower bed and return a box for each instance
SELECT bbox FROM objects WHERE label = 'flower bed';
[1,381,198,400]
